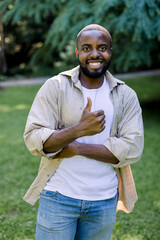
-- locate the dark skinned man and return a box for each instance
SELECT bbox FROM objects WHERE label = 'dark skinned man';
[23,24,144,240]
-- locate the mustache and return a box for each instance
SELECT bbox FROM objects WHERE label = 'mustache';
[86,57,104,63]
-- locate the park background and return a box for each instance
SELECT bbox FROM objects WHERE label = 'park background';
[0,0,160,239]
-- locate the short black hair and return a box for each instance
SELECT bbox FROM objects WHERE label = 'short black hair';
[76,24,112,48]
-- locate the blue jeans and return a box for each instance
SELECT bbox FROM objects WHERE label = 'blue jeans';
[36,190,117,240]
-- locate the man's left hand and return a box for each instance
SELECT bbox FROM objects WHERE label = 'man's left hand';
[54,141,79,159]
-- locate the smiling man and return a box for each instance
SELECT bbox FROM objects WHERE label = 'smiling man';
[23,24,144,240]
[76,25,112,82]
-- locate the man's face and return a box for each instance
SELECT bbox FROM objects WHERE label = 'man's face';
[75,30,112,79]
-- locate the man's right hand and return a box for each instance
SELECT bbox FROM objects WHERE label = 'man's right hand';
[43,97,105,154]
[76,97,106,137]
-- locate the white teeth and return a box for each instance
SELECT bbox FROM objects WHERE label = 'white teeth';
[89,62,101,66]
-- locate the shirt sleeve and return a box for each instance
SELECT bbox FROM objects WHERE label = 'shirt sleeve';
[103,86,144,168]
[23,78,62,160]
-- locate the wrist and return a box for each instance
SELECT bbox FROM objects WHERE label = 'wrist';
[76,141,83,155]
[70,141,81,156]
[72,123,84,138]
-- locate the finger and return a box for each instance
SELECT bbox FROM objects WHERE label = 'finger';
[97,115,106,123]
[100,124,106,132]
[101,119,106,127]
[94,110,105,117]
[84,97,92,112]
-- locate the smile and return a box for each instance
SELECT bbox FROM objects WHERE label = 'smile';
[88,61,103,69]
[89,62,101,66]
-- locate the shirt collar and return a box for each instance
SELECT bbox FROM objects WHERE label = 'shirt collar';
[105,70,124,91]
[60,65,124,91]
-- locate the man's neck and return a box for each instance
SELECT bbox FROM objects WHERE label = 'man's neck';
[79,71,104,89]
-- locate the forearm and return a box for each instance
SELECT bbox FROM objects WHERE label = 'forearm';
[77,142,119,164]
[44,98,106,154]
[43,124,81,153]
[55,141,119,164]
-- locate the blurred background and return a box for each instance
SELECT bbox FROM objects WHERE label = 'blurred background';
[0,1,160,240]
[0,0,160,78]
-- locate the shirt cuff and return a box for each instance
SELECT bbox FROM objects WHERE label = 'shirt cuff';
[103,137,129,168]
[35,128,62,160]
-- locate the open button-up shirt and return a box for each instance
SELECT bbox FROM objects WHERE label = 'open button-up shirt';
[23,66,144,213]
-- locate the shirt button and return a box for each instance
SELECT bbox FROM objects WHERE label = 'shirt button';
[47,174,50,177]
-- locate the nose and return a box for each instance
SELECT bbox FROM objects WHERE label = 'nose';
[90,48,100,58]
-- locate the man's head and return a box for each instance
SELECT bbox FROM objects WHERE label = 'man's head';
[75,24,112,79]
[76,24,112,48]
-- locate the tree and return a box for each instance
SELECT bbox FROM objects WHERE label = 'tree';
[0,0,160,74]
[0,11,7,74]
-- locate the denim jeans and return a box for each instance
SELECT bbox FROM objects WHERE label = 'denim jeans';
[36,190,117,240]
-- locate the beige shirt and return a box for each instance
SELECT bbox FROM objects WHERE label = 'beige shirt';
[23,66,144,213]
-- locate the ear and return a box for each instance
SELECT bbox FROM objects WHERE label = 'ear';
[75,48,78,58]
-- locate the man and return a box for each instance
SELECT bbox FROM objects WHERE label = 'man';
[23,24,144,240]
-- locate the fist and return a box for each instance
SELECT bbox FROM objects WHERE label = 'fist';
[78,97,106,137]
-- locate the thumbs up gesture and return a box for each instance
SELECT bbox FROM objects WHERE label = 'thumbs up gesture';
[84,97,92,112]
[77,97,106,137]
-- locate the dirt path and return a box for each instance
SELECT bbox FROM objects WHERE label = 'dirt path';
[0,69,160,87]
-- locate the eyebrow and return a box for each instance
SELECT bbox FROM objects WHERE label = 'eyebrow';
[81,43,109,47]
[98,43,109,47]
[81,43,91,47]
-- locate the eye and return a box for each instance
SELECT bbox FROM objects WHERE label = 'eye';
[82,46,90,51]
[99,46,107,51]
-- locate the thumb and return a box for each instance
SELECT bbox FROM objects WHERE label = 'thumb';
[84,97,92,112]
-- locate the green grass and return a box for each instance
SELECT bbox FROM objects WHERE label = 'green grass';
[124,74,160,103]
[0,75,160,240]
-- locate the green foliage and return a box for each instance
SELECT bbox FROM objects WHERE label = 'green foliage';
[54,40,77,72]
[0,0,160,74]
[1,0,61,24]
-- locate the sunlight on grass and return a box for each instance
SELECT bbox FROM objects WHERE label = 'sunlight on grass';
[0,135,5,140]
[0,104,29,112]
[121,234,144,240]
[15,238,33,240]
[154,200,160,209]
[0,105,11,112]
[15,104,30,110]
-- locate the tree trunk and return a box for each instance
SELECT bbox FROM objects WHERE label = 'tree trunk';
[0,11,7,74]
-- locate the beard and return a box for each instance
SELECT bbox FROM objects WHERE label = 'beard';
[78,57,111,79]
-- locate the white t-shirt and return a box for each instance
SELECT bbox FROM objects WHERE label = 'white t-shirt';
[45,77,118,200]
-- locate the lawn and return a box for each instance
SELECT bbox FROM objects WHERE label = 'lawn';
[0,75,160,240]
